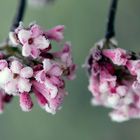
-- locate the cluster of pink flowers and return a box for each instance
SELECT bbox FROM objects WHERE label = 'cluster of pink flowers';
[85,38,140,122]
[0,22,76,114]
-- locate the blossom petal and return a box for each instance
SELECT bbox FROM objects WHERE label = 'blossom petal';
[19,92,33,112]
[45,79,58,99]
[49,65,63,76]
[22,43,31,57]
[30,47,40,59]
[35,70,46,83]
[45,25,64,42]
[18,29,31,44]
[30,24,43,38]
[10,60,22,74]
[20,67,33,78]
[5,80,18,95]
[18,78,32,93]
[43,59,52,72]
[34,36,50,50]
[0,67,13,85]
[0,60,8,70]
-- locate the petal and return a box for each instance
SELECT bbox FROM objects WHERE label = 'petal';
[49,65,63,76]
[67,64,76,80]
[62,42,71,53]
[18,29,31,44]
[9,32,19,46]
[109,107,129,122]
[45,79,58,99]
[116,86,127,96]
[20,67,33,78]
[19,92,33,112]
[45,104,56,115]
[47,89,66,114]
[34,36,50,50]
[5,79,18,95]
[43,59,52,72]
[30,24,43,38]
[32,81,49,99]
[61,42,73,66]
[10,60,22,74]
[0,67,13,85]
[50,76,64,87]
[33,88,48,107]
[107,94,120,107]
[22,43,31,57]
[35,70,46,83]
[18,78,32,93]
[30,47,40,59]
[0,60,8,70]
[45,25,65,42]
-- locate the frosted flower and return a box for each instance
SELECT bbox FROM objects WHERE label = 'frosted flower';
[9,23,50,58]
[32,59,66,114]
[53,42,76,80]
[5,60,33,95]
[85,39,140,122]
[3,22,76,114]
[9,23,67,60]
[19,92,33,112]
[103,48,129,66]
[45,25,65,42]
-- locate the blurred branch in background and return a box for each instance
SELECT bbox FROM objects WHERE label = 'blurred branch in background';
[28,0,55,8]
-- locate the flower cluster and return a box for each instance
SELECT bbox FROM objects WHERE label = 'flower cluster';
[85,38,140,122]
[0,22,76,114]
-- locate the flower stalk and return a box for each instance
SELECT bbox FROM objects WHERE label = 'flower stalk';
[105,0,118,40]
[10,0,26,32]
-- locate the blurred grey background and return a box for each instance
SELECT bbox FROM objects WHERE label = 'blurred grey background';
[0,0,140,140]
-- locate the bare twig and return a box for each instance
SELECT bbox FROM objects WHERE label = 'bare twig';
[105,0,118,40]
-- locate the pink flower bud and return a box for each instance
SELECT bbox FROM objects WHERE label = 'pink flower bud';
[19,92,33,112]
[45,25,65,42]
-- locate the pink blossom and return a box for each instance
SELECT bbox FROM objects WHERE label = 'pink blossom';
[126,60,140,75]
[0,60,33,95]
[85,39,140,122]
[45,25,65,42]
[45,89,66,114]
[3,22,76,114]
[33,88,48,109]
[10,23,50,58]
[32,80,66,114]
[19,92,33,112]
[54,42,76,80]
[10,60,32,94]
[32,58,66,114]
[109,107,130,122]
[103,48,129,66]
[0,60,8,70]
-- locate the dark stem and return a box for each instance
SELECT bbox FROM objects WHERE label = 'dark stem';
[105,0,118,40]
[10,0,26,32]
